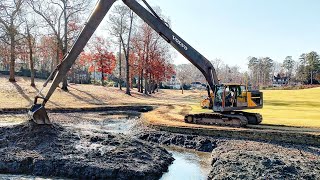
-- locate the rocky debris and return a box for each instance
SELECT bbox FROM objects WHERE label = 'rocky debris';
[0,121,174,179]
[137,131,217,152]
[208,140,320,180]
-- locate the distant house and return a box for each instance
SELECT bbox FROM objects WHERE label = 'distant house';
[273,74,289,86]
[164,75,181,89]
[190,81,206,90]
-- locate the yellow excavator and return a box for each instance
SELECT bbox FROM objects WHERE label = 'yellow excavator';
[193,83,263,126]
[28,0,263,127]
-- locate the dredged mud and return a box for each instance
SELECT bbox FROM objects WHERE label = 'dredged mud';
[136,130,320,180]
[209,140,320,180]
[0,121,173,179]
[137,131,217,152]
[0,111,319,180]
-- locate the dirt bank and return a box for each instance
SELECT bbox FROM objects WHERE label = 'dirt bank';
[0,121,173,179]
[209,140,320,179]
[136,131,320,180]
[0,111,319,179]
[137,131,217,152]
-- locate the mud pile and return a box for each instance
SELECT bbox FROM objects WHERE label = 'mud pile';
[137,131,217,152]
[137,131,320,180]
[209,140,320,179]
[0,121,174,179]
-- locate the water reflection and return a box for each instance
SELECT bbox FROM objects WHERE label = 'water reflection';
[161,146,211,180]
[0,174,66,180]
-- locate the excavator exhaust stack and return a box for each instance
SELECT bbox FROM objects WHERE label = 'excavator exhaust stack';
[28,97,51,125]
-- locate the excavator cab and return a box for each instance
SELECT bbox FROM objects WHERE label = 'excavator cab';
[212,84,263,112]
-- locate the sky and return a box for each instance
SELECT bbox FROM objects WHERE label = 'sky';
[98,0,320,71]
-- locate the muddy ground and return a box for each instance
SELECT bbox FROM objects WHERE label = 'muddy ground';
[0,114,173,179]
[0,111,319,179]
[138,131,320,180]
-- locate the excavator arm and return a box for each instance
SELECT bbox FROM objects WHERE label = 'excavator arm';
[29,0,219,124]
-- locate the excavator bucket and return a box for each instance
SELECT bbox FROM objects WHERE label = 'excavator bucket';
[28,104,51,125]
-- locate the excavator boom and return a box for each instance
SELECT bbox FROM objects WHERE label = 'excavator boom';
[29,0,265,128]
[29,0,219,124]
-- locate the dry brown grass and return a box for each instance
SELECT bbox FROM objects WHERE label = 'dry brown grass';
[0,75,202,109]
[1,75,320,132]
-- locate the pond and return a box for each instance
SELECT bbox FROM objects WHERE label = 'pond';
[161,146,211,180]
[0,112,212,179]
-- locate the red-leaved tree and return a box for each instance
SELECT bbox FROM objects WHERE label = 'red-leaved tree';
[85,36,116,86]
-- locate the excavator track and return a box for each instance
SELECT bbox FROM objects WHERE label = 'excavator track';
[184,111,262,127]
[184,113,248,127]
[243,112,263,125]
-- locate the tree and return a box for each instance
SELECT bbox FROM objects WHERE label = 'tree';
[0,41,10,70]
[247,56,274,88]
[176,64,193,94]
[0,0,24,82]
[298,52,320,84]
[119,10,134,95]
[29,0,90,91]
[210,58,223,79]
[282,56,295,84]
[305,52,320,84]
[109,5,131,91]
[87,36,116,86]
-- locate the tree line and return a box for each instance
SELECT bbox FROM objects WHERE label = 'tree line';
[0,1,175,95]
[176,51,320,90]
[248,51,320,88]
[1,0,319,94]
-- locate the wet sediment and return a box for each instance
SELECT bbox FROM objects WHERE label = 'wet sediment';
[0,121,173,179]
[0,111,319,179]
[137,130,320,180]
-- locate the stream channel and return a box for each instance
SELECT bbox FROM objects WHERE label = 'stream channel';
[0,112,212,179]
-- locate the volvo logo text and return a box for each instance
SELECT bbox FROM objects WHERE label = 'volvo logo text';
[173,35,188,51]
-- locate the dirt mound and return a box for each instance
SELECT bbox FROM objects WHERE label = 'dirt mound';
[209,140,320,179]
[0,121,174,179]
[137,131,217,152]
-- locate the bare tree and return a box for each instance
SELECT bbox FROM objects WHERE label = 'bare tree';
[120,10,134,95]
[24,20,36,86]
[176,64,193,94]
[109,5,131,91]
[0,0,24,82]
[29,0,90,91]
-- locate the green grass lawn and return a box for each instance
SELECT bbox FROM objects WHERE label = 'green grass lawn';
[190,87,320,128]
[1,76,319,128]
[249,87,320,128]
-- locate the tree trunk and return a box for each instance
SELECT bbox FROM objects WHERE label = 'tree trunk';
[144,70,148,95]
[101,59,105,86]
[26,24,35,87]
[125,11,133,96]
[93,64,96,84]
[181,83,184,94]
[118,37,122,90]
[149,73,153,94]
[9,34,16,82]
[137,75,141,92]
[61,2,69,91]
[140,70,143,93]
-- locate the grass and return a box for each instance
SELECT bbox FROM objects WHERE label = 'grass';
[0,75,320,129]
[185,88,320,128]
[246,88,320,128]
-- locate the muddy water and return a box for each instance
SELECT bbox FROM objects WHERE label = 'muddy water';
[0,174,66,179]
[0,112,212,179]
[68,113,212,179]
[160,147,212,180]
